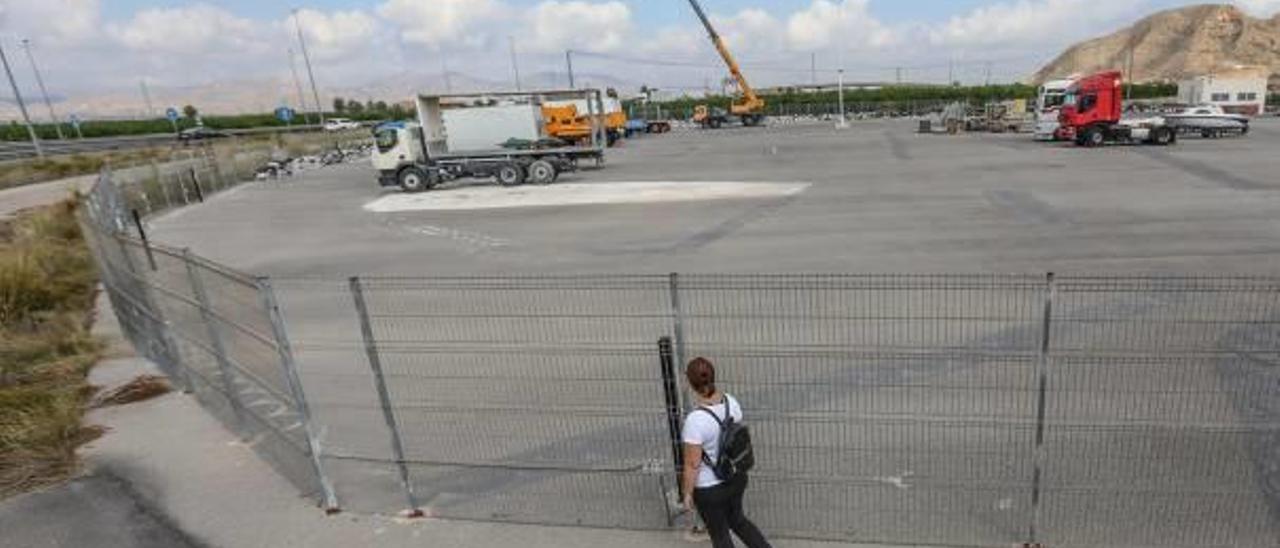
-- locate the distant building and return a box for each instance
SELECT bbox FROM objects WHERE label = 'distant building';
[1177,66,1268,115]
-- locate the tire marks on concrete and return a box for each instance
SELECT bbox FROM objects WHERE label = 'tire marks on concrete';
[985,189,1074,225]
[884,130,912,161]
[1137,149,1270,191]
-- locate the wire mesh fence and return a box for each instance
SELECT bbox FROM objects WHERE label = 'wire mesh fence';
[79,172,1280,546]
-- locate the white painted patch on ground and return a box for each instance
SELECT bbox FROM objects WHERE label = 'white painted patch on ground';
[363,181,811,212]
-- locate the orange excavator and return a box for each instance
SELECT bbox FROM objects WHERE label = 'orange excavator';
[685,0,766,128]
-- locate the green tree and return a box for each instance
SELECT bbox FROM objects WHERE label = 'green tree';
[182,104,198,119]
[333,97,346,113]
[374,101,388,113]
[365,100,375,113]
[347,101,364,114]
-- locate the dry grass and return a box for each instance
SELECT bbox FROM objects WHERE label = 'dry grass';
[90,375,171,408]
[0,199,104,499]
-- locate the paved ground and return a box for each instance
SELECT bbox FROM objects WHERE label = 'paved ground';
[127,118,1280,546]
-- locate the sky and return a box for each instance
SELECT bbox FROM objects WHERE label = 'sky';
[2,0,1279,107]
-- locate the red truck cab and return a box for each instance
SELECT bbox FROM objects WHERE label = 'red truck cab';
[1056,70,1174,147]
[1057,71,1123,141]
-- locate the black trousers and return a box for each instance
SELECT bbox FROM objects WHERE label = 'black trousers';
[692,474,772,548]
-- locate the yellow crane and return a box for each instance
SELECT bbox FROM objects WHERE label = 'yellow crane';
[685,0,766,129]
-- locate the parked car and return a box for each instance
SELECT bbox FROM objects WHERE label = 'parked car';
[177,126,228,143]
[324,118,361,131]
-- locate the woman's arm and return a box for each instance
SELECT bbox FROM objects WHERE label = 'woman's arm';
[682,443,702,510]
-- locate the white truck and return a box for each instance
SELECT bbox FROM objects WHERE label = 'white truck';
[371,90,606,192]
[1034,77,1076,140]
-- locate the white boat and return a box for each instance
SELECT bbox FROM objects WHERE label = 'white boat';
[1163,104,1250,137]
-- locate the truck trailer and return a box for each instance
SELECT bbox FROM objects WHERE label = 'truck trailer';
[371,90,606,192]
[1058,71,1177,147]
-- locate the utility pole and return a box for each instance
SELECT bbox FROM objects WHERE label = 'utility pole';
[287,48,313,125]
[836,48,847,129]
[20,40,63,140]
[948,59,955,86]
[811,52,816,85]
[0,41,42,157]
[140,79,155,117]
[1125,44,1135,101]
[508,36,522,92]
[895,66,902,84]
[441,56,453,92]
[292,8,325,126]
[984,61,993,86]
[565,50,575,89]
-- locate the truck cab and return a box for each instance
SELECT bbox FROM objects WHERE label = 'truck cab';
[371,122,427,189]
[1058,70,1175,147]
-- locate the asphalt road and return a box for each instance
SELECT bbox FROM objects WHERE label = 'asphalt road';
[142,118,1280,546]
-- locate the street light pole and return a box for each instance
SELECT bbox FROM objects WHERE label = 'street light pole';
[139,79,155,117]
[0,40,42,157]
[565,50,575,89]
[508,36,522,92]
[20,39,63,140]
[292,8,325,126]
[287,48,313,125]
[836,48,847,129]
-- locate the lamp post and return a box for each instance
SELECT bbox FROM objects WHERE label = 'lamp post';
[0,40,42,157]
[20,39,63,140]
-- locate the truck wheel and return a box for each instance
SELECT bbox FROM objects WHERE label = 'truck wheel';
[1154,127,1174,146]
[496,163,526,186]
[527,160,556,185]
[398,166,432,193]
[1084,127,1105,147]
[708,118,722,130]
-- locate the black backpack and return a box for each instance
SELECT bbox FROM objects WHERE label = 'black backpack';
[698,395,755,481]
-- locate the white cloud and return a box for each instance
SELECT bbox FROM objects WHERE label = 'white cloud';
[928,0,1144,47]
[1232,0,1280,16]
[714,8,786,52]
[377,0,501,50]
[107,3,267,55]
[289,9,380,61]
[786,0,896,51]
[527,1,630,52]
[0,0,101,45]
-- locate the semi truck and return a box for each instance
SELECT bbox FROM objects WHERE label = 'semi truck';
[1034,77,1076,140]
[1058,71,1177,147]
[371,90,606,192]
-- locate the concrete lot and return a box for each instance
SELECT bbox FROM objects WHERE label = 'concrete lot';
[143,118,1280,546]
[150,118,1280,277]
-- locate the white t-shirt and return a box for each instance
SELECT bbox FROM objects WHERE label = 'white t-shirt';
[681,394,743,489]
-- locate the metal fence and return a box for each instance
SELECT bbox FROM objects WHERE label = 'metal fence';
[80,174,1280,546]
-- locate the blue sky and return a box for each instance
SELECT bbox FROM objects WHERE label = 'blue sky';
[3,0,1278,115]
[96,0,1212,25]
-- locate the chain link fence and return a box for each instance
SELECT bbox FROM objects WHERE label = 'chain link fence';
[80,171,1280,546]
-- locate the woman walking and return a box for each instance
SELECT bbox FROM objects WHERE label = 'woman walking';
[681,357,772,548]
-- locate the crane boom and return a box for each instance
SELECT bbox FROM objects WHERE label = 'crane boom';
[685,0,763,115]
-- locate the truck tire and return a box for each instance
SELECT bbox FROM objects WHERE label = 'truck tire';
[398,166,432,193]
[1154,127,1175,146]
[496,163,526,186]
[708,118,722,130]
[1083,127,1105,147]
[527,160,557,185]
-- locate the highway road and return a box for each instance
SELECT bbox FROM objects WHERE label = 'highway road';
[0,124,329,162]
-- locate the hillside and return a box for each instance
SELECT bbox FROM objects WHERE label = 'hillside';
[1033,4,1280,86]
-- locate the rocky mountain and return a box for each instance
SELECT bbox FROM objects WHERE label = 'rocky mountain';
[1033,4,1280,86]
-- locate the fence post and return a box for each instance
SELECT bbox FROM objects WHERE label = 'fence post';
[130,209,157,271]
[349,276,422,517]
[257,277,340,513]
[657,336,684,526]
[190,168,204,202]
[668,273,688,378]
[183,249,248,434]
[1027,272,1056,547]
